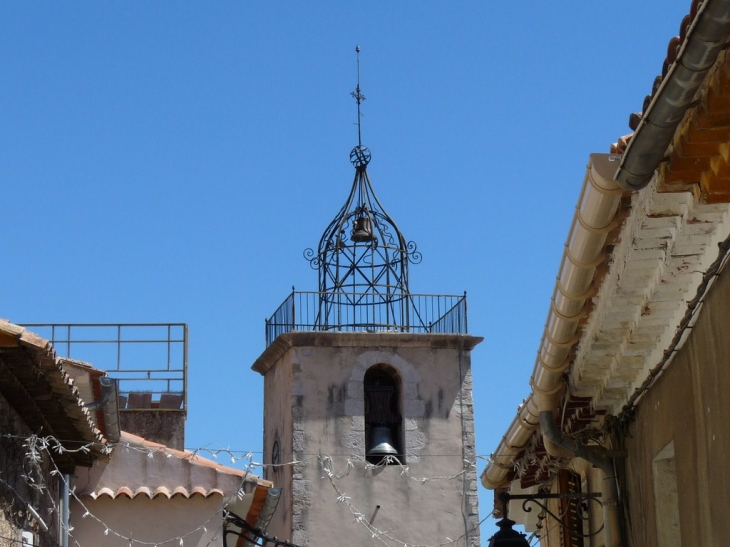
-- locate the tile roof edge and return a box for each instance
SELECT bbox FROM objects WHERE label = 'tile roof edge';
[119,431,272,487]
[0,320,106,452]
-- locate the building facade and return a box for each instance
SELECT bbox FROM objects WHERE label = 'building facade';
[481,2,730,546]
[0,321,104,547]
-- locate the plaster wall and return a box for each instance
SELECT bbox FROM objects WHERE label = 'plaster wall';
[258,334,481,547]
[70,495,227,546]
[624,257,730,546]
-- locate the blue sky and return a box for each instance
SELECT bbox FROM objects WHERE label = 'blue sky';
[2,0,689,541]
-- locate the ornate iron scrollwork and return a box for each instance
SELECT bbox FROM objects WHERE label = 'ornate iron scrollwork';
[497,491,604,540]
[223,510,301,547]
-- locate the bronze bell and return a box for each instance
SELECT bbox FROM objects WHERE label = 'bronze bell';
[351,216,376,242]
[367,426,398,457]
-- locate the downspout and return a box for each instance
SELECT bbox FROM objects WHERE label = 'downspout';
[85,376,115,410]
[615,0,730,190]
[60,475,70,547]
[540,412,622,547]
[242,487,282,547]
[86,376,121,443]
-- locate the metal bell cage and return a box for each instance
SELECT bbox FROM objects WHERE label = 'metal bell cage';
[265,142,469,346]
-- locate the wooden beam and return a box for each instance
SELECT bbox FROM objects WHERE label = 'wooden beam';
[0,330,19,348]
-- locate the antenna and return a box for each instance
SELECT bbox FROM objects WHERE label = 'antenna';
[351,45,366,147]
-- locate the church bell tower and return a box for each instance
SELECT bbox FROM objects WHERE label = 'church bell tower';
[251,48,482,547]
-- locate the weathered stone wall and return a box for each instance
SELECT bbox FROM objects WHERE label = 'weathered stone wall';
[119,411,186,450]
[262,349,295,543]
[259,333,481,547]
[624,257,730,546]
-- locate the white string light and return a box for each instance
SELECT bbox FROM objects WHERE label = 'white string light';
[3,433,501,547]
[5,433,260,547]
[318,454,486,547]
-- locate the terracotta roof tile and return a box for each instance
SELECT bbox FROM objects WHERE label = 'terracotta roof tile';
[616,3,730,197]
[0,320,105,470]
[114,487,133,498]
[616,0,704,148]
[75,431,271,500]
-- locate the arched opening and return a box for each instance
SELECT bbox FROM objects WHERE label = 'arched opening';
[364,364,403,465]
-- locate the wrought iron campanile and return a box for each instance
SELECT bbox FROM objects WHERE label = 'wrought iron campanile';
[303,46,421,332]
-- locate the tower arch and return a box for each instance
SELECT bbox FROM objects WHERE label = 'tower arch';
[363,363,404,464]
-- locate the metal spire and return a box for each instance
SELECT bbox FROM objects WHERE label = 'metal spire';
[351,45,365,148]
[349,46,371,169]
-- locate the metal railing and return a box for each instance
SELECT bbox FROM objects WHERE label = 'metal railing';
[265,291,467,347]
[21,323,188,412]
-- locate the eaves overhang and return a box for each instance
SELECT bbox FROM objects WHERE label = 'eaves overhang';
[0,320,105,471]
[616,0,730,190]
[483,145,730,491]
[483,0,730,493]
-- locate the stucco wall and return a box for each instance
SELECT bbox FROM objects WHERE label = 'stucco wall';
[624,258,730,546]
[70,495,228,546]
[259,334,481,547]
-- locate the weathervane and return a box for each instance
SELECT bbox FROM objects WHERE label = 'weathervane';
[351,45,365,148]
[349,45,371,168]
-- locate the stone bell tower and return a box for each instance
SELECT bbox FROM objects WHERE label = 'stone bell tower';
[251,48,482,547]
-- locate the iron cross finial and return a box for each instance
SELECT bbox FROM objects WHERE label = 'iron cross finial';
[351,45,366,148]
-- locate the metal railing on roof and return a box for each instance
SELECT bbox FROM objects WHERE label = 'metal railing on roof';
[265,290,467,347]
[21,323,188,412]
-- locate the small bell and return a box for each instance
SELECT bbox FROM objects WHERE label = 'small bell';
[367,426,398,457]
[351,216,376,242]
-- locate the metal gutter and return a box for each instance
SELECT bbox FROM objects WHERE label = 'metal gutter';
[615,0,730,191]
[482,153,623,489]
[242,487,282,547]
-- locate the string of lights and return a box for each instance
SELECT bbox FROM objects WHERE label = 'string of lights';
[0,475,62,547]
[318,454,487,547]
[2,432,508,547]
[3,432,536,472]
[4,435,80,547]
[223,510,300,547]
[67,472,231,547]
[3,433,502,466]
[5,433,259,547]
[1,433,497,483]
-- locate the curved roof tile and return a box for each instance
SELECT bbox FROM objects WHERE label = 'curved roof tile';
[75,431,271,500]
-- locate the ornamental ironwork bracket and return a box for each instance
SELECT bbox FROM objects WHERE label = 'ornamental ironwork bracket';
[498,491,604,539]
[223,510,301,547]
